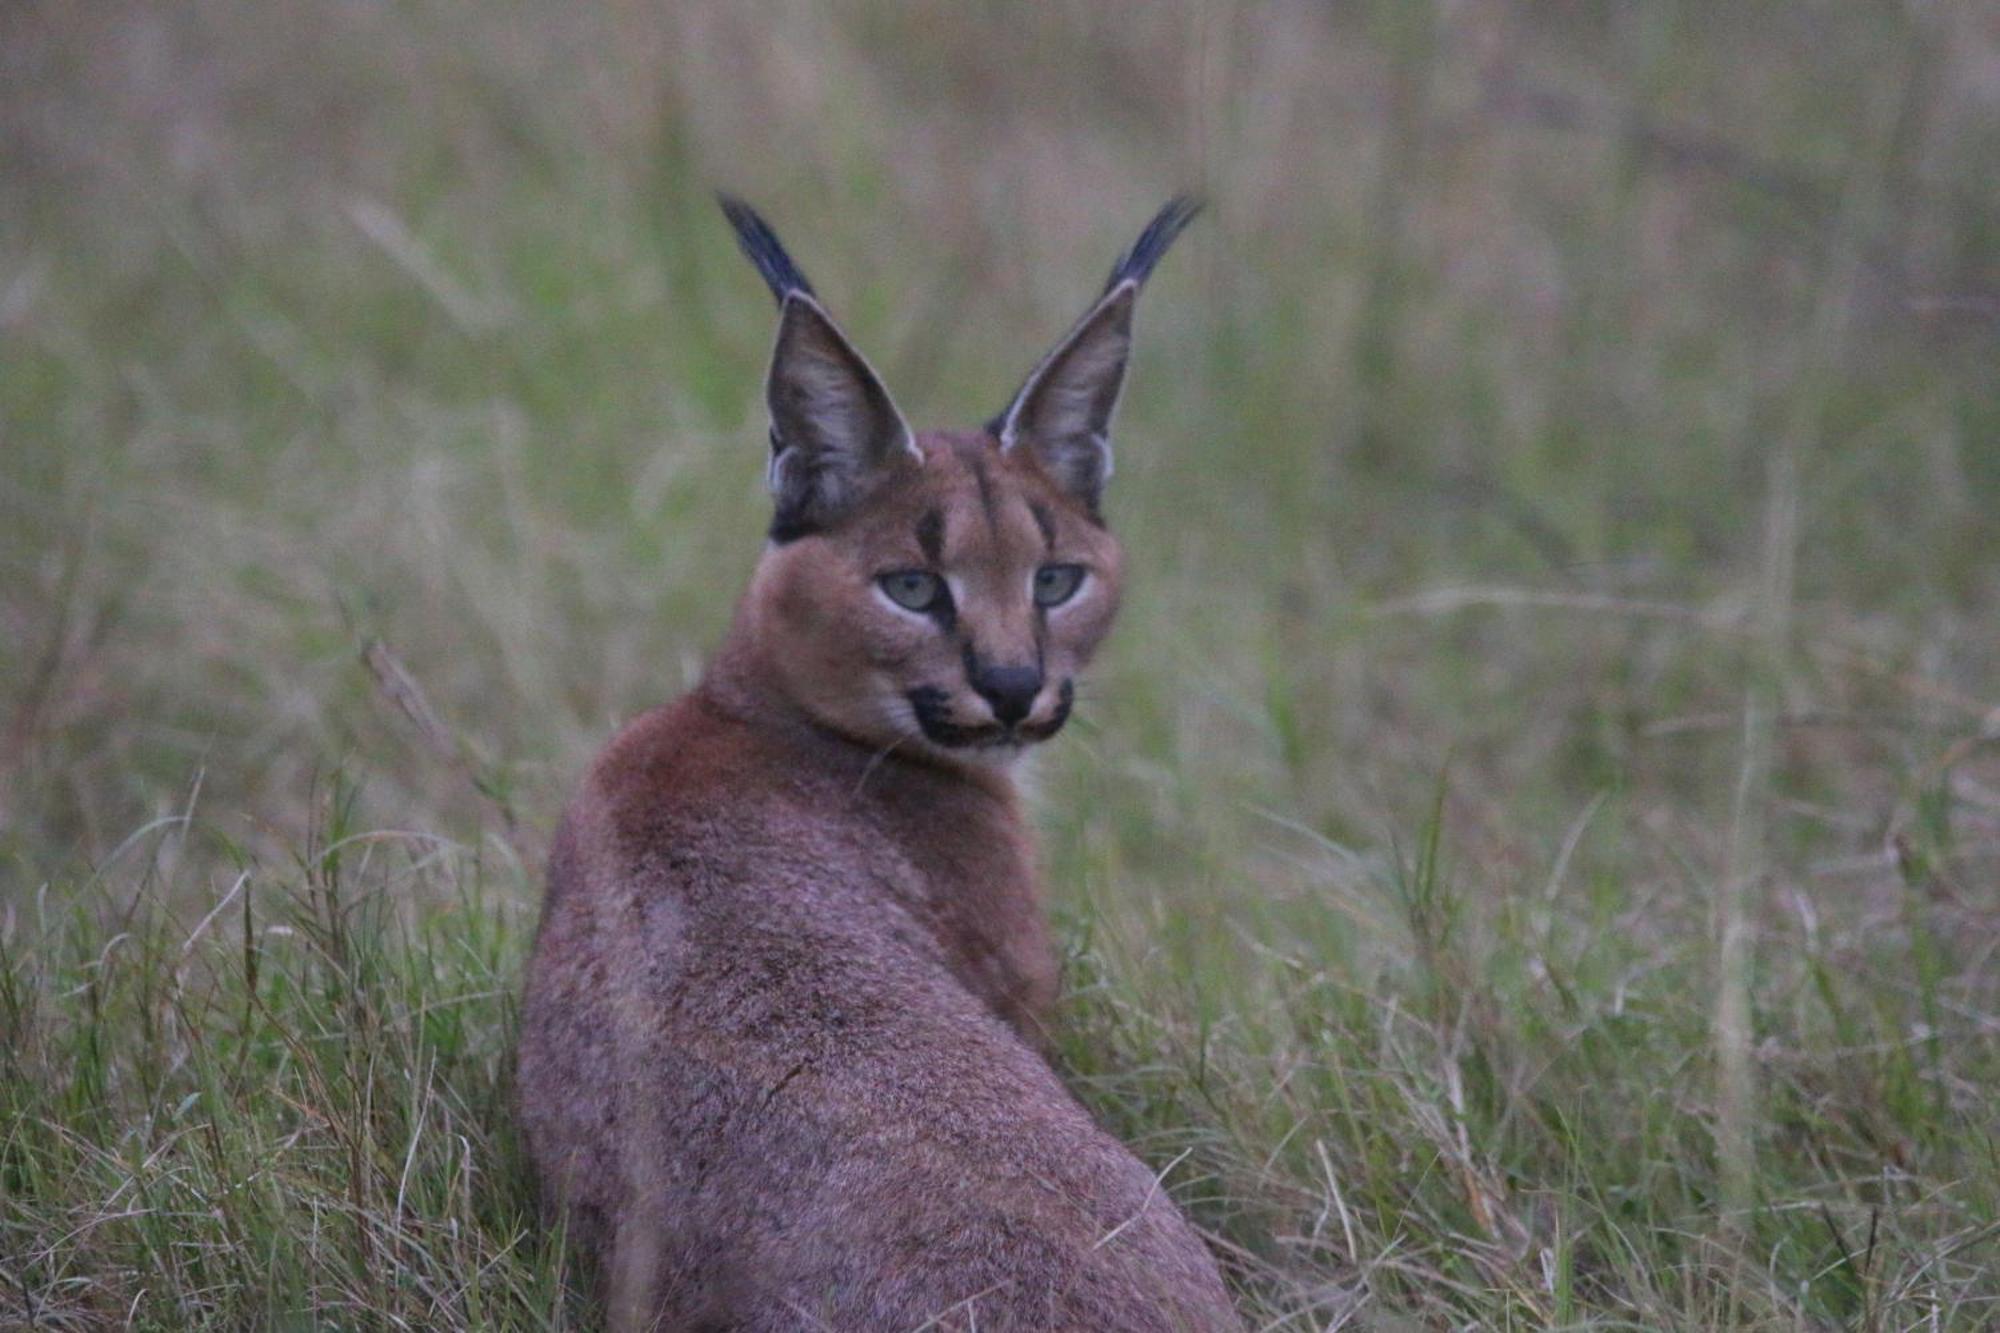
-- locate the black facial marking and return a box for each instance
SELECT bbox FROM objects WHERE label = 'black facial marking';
[1029,502,1057,552]
[970,453,1000,537]
[916,509,944,564]
[906,686,1001,749]
[1017,677,1075,743]
[908,671,1072,750]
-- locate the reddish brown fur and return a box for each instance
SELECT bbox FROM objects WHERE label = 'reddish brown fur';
[745,432,1122,773]
[520,198,1230,1330]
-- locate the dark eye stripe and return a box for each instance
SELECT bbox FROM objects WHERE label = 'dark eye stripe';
[915,510,944,563]
[1028,503,1057,552]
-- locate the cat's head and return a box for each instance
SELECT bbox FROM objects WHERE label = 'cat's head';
[721,195,1199,764]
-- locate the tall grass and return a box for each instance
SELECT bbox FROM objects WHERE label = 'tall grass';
[5,1,1999,1326]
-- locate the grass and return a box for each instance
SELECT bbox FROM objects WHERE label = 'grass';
[4,1,1999,1327]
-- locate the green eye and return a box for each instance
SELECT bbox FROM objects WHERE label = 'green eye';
[1033,564,1086,607]
[879,570,946,612]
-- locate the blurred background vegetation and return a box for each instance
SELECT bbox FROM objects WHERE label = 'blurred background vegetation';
[3,2,1997,1328]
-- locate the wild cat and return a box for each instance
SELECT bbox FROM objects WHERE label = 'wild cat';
[515,196,1237,1332]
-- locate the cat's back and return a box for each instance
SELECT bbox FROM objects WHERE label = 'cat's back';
[542,686,875,914]
[517,694,1235,1331]
[515,692,845,1196]
[520,687,909,1121]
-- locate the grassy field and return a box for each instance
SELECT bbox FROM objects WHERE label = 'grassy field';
[5,2,2000,1327]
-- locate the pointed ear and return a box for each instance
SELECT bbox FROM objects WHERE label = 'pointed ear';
[719,195,918,540]
[994,196,1201,515]
[994,286,1135,513]
[763,294,918,540]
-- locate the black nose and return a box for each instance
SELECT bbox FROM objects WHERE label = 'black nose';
[972,664,1042,727]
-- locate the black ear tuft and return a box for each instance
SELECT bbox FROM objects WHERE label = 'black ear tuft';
[1101,194,1203,294]
[718,194,818,305]
[992,197,1202,515]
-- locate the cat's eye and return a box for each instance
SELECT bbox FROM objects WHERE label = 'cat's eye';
[1032,564,1086,608]
[879,570,947,612]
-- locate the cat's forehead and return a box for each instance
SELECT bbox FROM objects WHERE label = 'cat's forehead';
[912,429,1012,481]
[898,431,1065,556]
